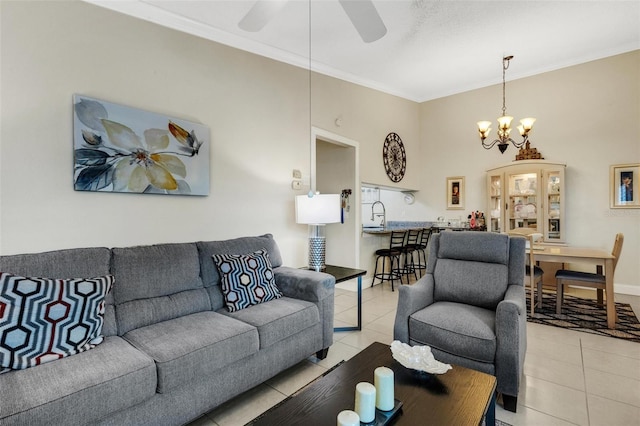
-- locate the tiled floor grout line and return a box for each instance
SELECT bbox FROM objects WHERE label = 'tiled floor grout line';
[579,338,591,426]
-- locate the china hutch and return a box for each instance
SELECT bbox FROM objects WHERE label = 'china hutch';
[486,160,566,243]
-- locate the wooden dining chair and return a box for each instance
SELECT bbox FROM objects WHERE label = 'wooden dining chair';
[507,228,544,315]
[555,233,624,315]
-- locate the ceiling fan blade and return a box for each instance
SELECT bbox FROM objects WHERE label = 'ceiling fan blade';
[238,0,288,32]
[339,0,387,43]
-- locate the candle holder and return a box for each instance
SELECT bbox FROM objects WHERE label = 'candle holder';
[360,399,404,425]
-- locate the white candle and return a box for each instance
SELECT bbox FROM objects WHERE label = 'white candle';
[374,366,395,411]
[337,410,360,426]
[354,382,376,423]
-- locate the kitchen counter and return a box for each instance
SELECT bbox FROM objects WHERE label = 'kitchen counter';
[359,221,483,281]
[362,221,480,234]
[362,221,430,234]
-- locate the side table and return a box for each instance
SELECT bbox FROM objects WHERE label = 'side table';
[305,265,366,331]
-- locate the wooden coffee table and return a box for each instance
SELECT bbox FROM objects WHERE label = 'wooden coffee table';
[248,342,496,426]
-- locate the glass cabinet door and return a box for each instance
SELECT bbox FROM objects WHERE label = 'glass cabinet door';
[487,174,503,233]
[544,169,564,241]
[508,172,539,232]
[487,162,566,243]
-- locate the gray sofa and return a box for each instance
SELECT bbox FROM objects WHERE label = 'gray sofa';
[0,234,335,426]
[394,231,526,412]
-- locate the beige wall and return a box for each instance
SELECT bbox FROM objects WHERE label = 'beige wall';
[419,51,640,294]
[1,2,637,293]
[0,1,418,269]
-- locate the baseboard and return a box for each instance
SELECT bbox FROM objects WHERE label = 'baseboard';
[615,283,640,296]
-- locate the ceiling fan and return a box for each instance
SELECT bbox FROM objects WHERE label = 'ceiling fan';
[238,0,387,43]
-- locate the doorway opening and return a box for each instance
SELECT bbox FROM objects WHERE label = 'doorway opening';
[311,127,360,268]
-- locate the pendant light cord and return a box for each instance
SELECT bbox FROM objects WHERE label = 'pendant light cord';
[308,0,314,197]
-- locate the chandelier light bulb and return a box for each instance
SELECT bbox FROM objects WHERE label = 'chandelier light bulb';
[520,117,536,132]
[497,115,513,131]
[477,121,491,132]
[477,121,491,140]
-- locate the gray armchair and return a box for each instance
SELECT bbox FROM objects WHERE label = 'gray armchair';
[393,231,527,412]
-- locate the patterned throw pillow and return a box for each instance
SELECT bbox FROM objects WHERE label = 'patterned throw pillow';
[0,272,113,374]
[212,249,282,312]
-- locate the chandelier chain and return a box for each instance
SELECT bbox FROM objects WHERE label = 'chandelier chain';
[502,57,508,117]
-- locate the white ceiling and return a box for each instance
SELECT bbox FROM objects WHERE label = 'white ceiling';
[88,0,640,102]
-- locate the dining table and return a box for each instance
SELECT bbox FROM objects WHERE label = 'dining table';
[528,245,617,329]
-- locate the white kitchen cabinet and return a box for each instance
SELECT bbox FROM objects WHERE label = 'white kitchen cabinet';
[487,160,566,243]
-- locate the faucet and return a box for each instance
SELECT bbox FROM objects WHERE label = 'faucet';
[371,201,386,227]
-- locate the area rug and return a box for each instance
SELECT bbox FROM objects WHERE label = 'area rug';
[526,290,640,343]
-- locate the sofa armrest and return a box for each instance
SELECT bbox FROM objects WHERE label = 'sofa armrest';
[274,266,335,302]
[274,266,335,351]
[393,274,435,343]
[495,284,527,397]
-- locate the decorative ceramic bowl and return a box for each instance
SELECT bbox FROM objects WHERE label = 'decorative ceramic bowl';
[390,341,452,375]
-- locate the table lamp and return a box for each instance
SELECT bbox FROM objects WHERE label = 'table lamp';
[295,194,341,271]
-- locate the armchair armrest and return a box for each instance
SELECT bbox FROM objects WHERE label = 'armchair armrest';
[499,284,526,315]
[495,284,527,397]
[393,274,435,343]
[274,266,335,302]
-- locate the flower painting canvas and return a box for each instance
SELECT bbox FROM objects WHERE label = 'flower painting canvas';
[73,95,209,196]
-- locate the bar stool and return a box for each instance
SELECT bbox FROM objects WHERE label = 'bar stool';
[413,228,433,277]
[394,229,421,283]
[372,230,405,291]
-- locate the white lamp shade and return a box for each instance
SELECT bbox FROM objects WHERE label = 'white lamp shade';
[295,194,341,225]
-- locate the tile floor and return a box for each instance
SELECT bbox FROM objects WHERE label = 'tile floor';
[190,281,640,426]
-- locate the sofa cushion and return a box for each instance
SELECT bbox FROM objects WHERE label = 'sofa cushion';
[0,272,113,374]
[213,249,282,312]
[123,311,259,393]
[219,297,319,349]
[433,259,508,310]
[0,335,156,425]
[111,242,210,334]
[197,234,283,310]
[409,301,496,364]
[0,247,116,337]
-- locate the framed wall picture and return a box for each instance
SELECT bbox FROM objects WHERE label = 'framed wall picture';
[73,95,210,196]
[446,176,465,210]
[610,163,640,208]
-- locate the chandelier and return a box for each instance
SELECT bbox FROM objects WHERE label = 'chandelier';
[477,55,535,154]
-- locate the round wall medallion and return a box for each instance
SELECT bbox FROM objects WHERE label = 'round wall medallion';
[383,132,406,182]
